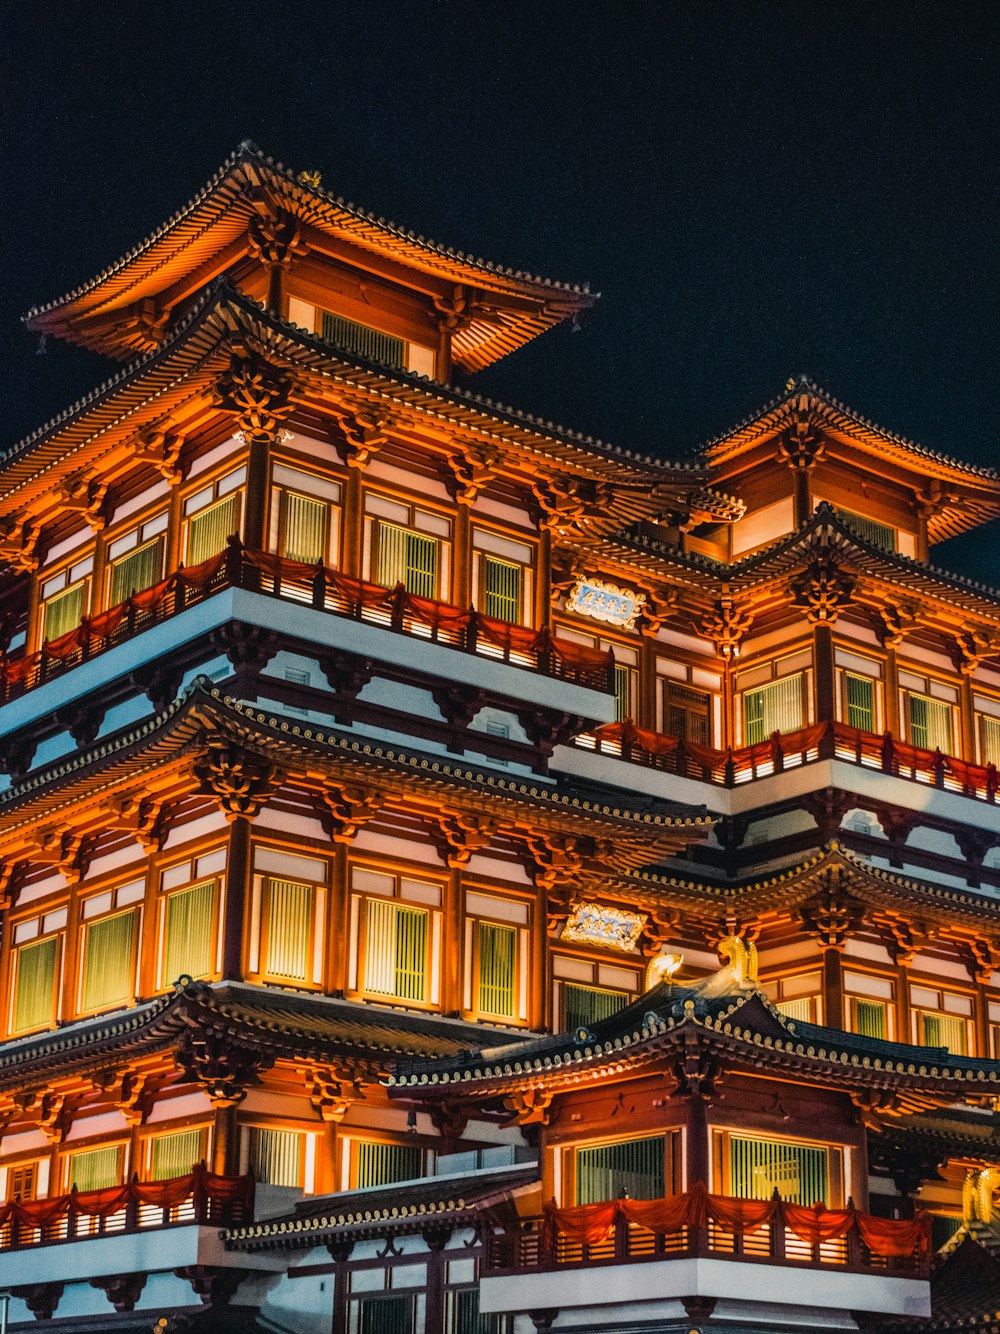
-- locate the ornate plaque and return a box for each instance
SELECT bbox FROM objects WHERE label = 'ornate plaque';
[561,902,647,952]
[566,578,645,631]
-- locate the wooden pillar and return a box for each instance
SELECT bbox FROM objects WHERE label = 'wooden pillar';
[814,622,836,725]
[436,327,453,384]
[165,484,183,573]
[243,437,272,553]
[530,889,549,1031]
[916,511,930,563]
[25,572,41,654]
[89,532,108,616]
[342,470,363,579]
[266,264,286,317]
[536,529,552,631]
[822,948,844,1030]
[959,674,976,762]
[423,1233,450,1334]
[61,881,83,1022]
[884,647,900,738]
[443,866,463,1017]
[686,1095,710,1187]
[315,1123,338,1196]
[327,843,349,995]
[639,639,657,731]
[212,1103,239,1176]
[895,961,911,1046]
[792,469,812,528]
[974,980,990,1059]
[329,1243,352,1334]
[137,850,161,995]
[453,507,471,609]
[222,817,252,981]
[721,660,735,749]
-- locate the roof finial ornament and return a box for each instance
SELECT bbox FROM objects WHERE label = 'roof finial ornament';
[297,169,322,189]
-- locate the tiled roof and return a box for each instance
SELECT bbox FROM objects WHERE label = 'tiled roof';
[225,1162,539,1252]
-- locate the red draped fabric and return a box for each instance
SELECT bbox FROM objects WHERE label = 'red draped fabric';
[87,605,128,640]
[547,635,614,670]
[594,720,681,758]
[782,1201,854,1245]
[132,575,174,614]
[705,1191,777,1234]
[475,615,543,654]
[73,1184,132,1218]
[542,1198,618,1246]
[856,1211,931,1257]
[242,549,318,583]
[3,656,35,686]
[177,551,226,590]
[622,1186,704,1232]
[328,570,396,610]
[399,590,473,635]
[42,625,85,659]
[0,1169,252,1232]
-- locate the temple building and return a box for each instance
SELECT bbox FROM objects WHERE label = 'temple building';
[0,140,998,1332]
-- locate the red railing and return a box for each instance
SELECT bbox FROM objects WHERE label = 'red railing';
[0,1164,254,1251]
[0,539,616,704]
[579,718,1000,802]
[485,1183,930,1280]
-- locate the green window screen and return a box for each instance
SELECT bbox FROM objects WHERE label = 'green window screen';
[186,495,237,566]
[774,997,815,1023]
[846,673,875,732]
[743,673,803,744]
[359,1296,413,1334]
[921,1012,967,1054]
[150,1129,202,1181]
[248,1127,302,1187]
[850,997,887,1039]
[163,881,215,984]
[454,1289,498,1334]
[981,716,1000,767]
[43,582,85,643]
[283,492,327,564]
[729,1133,828,1205]
[562,984,628,1032]
[12,936,58,1033]
[263,879,313,983]
[613,664,631,723]
[835,509,896,552]
[109,539,162,605]
[68,1146,120,1192]
[321,312,405,369]
[355,1141,423,1189]
[377,521,437,598]
[81,909,136,1012]
[364,899,428,1002]
[575,1136,665,1205]
[477,921,517,1017]
[909,694,952,753]
[483,556,522,623]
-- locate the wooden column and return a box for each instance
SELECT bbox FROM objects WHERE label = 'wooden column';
[959,674,976,762]
[327,843,349,995]
[792,468,812,527]
[222,817,252,981]
[212,1103,239,1176]
[536,530,552,631]
[822,947,844,1030]
[243,437,272,553]
[814,622,836,725]
[686,1095,710,1187]
[884,647,901,738]
[974,980,990,1059]
[89,532,108,616]
[266,264,286,317]
[61,880,83,1022]
[895,961,911,1046]
[453,506,471,609]
[721,660,735,749]
[342,469,363,579]
[916,511,930,563]
[530,889,549,1031]
[436,327,453,383]
[443,866,463,1018]
[137,850,161,995]
[25,572,41,654]
[329,1243,352,1334]
[639,638,657,731]
[423,1232,450,1334]
[315,1123,338,1196]
[165,484,183,573]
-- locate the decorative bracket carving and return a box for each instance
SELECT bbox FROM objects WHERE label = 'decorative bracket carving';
[502,1088,553,1128]
[108,790,169,853]
[175,1265,252,1306]
[194,742,281,820]
[213,352,295,443]
[636,587,678,639]
[445,445,499,505]
[531,476,610,537]
[321,783,382,843]
[697,599,754,660]
[210,621,279,672]
[790,555,855,624]
[330,406,389,469]
[429,1101,470,1143]
[432,683,485,730]
[12,1283,64,1321]
[136,423,185,484]
[304,1066,367,1123]
[516,708,585,756]
[776,402,824,471]
[53,698,106,748]
[58,471,110,532]
[90,1273,147,1313]
[246,207,307,270]
[319,650,374,702]
[797,877,864,950]
[877,914,932,966]
[433,809,497,867]
[876,600,920,650]
[29,827,94,884]
[526,834,584,891]
[177,1026,273,1107]
[0,515,40,572]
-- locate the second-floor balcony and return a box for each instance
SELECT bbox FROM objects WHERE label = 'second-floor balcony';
[481,1182,931,1321]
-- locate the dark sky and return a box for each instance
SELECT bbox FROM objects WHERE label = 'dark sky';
[2,1,998,575]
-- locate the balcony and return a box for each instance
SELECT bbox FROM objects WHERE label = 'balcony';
[0,541,617,739]
[480,1184,931,1321]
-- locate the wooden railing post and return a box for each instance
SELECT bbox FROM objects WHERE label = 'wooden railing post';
[311,560,326,609]
[769,1191,785,1262]
[881,730,895,774]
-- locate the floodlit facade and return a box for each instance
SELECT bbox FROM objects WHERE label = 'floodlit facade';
[0,141,998,1332]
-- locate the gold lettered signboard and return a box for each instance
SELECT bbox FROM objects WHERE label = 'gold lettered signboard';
[566,577,645,631]
[561,902,647,952]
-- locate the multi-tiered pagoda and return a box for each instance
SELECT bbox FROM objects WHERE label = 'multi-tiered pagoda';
[0,142,997,1333]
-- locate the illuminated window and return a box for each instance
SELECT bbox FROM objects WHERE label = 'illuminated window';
[162,881,215,986]
[282,492,328,565]
[377,521,438,598]
[261,878,314,984]
[7,1163,36,1202]
[768,972,822,1024]
[918,1010,968,1054]
[849,996,887,1039]
[719,1130,839,1207]
[482,556,523,624]
[321,311,405,369]
[11,933,59,1034]
[149,1129,203,1181]
[835,509,896,552]
[354,1140,423,1189]
[183,467,244,565]
[365,899,429,1002]
[845,673,876,732]
[663,681,711,745]
[43,580,86,643]
[80,904,139,1013]
[743,674,804,744]
[613,663,633,723]
[575,1136,668,1205]
[908,693,953,753]
[980,714,1000,767]
[562,983,628,1032]
[247,1128,304,1188]
[476,921,517,1019]
[66,1145,122,1192]
[451,1289,500,1334]
[107,512,168,604]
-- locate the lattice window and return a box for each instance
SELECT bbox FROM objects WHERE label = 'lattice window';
[80,909,137,1012]
[108,538,163,604]
[835,509,896,552]
[907,693,952,753]
[613,663,632,723]
[364,899,429,1002]
[149,1129,203,1181]
[476,921,517,1019]
[12,935,58,1033]
[773,996,817,1023]
[919,1010,968,1054]
[743,673,803,744]
[575,1135,666,1205]
[7,1164,36,1202]
[562,983,628,1032]
[726,1133,830,1206]
[663,681,710,744]
[186,495,237,566]
[261,879,314,984]
[452,1288,500,1334]
[980,715,1000,767]
[162,881,215,985]
[43,581,86,643]
[845,673,876,732]
[321,312,405,369]
[377,521,438,597]
[358,1296,414,1334]
[849,996,887,1039]
[483,556,522,624]
[66,1145,121,1192]
[248,1127,303,1187]
[282,492,328,565]
[354,1140,423,1189]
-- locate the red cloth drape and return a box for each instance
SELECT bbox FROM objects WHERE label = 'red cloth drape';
[594,720,680,757]
[399,590,472,635]
[73,1184,133,1218]
[543,1198,618,1246]
[475,615,543,654]
[0,1168,252,1231]
[42,625,84,658]
[328,570,396,610]
[177,551,226,591]
[132,575,175,613]
[856,1212,931,1257]
[87,605,128,640]
[242,549,318,584]
[782,1201,854,1245]
[622,1186,704,1232]
[706,1191,777,1235]
[548,635,614,670]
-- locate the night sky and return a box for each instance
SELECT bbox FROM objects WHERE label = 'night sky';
[2,2,997,576]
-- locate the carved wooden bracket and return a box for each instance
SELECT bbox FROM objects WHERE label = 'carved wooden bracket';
[876,600,921,650]
[434,809,497,867]
[175,1265,252,1306]
[305,1066,367,1123]
[330,406,389,469]
[502,1087,553,1127]
[37,1091,73,1145]
[445,445,500,505]
[321,783,382,843]
[776,404,825,471]
[531,476,610,536]
[108,791,169,853]
[797,878,864,950]
[876,913,932,966]
[194,742,281,820]
[961,936,1000,985]
[790,556,856,624]
[849,1087,903,1129]
[135,422,186,484]
[12,1283,64,1321]
[247,207,307,269]
[210,620,279,671]
[0,858,28,911]
[53,698,106,748]
[0,515,40,572]
[801,788,857,842]
[177,1027,273,1107]
[58,471,110,532]
[432,683,486,730]
[432,285,483,333]
[428,1101,470,1143]
[213,352,295,443]
[697,600,754,660]
[952,627,1000,677]
[90,1272,147,1313]
[120,296,172,350]
[636,587,678,639]
[129,659,185,713]
[672,1030,722,1099]
[517,708,585,756]
[526,834,584,891]
[319,649,375,702]
[29,827,94,884]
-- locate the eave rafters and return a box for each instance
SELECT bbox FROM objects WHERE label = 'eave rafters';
[0,684,709,870]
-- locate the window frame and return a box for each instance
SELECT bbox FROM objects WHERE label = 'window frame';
[9,921,63,1035]
[464,894,530,1024]
[181,465,246,566]
[78,895,141,1016]
[713,1127,845,1207]
[159,877,220,989]
[350,865,443,1010]
[562,1130,681,1207]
